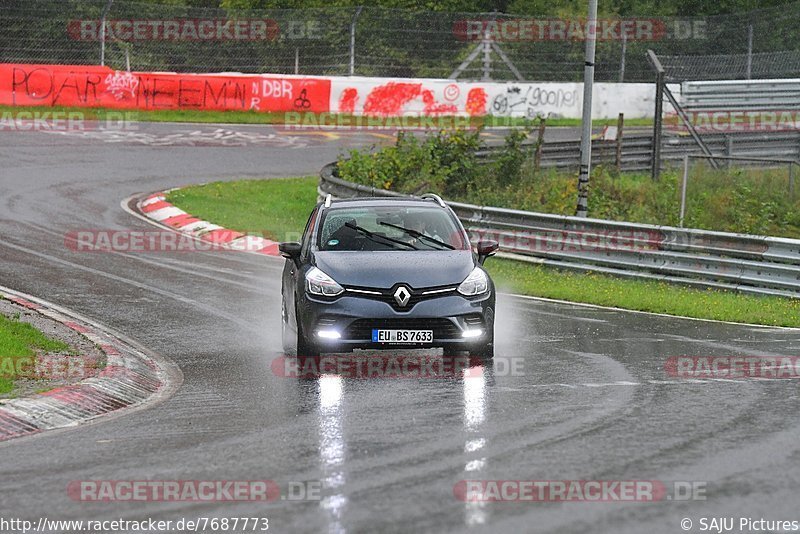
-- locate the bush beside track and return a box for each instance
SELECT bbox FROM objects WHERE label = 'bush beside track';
[166,177,800,327]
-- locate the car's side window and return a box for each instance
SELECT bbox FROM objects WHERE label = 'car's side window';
[300,206,319,259]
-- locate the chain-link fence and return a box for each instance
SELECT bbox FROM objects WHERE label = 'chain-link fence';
[2,0,800,81]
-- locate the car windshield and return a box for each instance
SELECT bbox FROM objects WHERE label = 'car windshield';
[318,204,469,251]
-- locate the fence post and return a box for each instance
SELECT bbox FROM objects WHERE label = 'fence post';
[482,27,492,80]
[746,24,753,80]
[534,118,546,172]
[680,155,689,227]
[99,0,114,66]
[615,112,624,173]
[349,6,363,76]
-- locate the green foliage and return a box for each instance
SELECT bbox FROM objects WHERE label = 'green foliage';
[339,129,800,239]
[337,129,484,198]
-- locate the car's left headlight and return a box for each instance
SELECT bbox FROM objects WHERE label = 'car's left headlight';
[457,267,489,296]
[306,267,344,297]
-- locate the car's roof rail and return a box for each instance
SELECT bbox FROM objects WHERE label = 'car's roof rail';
[324,194,332,208]
[420,193,446,208]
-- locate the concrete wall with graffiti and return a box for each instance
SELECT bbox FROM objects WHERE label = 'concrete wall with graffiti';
[0,64,675,119]
[332,77,677,119]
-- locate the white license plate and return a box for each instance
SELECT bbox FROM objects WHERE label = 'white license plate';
[372,329,433,343]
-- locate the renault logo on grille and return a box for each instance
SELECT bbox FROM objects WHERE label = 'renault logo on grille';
[393,286,411,307]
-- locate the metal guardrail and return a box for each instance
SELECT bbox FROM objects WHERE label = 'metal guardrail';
[477,131,800,173]
[319,162,800,298]
[681,79,800,111]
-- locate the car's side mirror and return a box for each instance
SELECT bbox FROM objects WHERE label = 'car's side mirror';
[279,242,302,266]
[476,240,499,265]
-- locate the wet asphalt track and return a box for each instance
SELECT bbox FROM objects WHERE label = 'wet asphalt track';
[0,122,799,533]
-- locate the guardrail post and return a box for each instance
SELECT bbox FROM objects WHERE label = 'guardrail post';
[725,136,733,168]
[534,118,546,172]
[615,113,624,174]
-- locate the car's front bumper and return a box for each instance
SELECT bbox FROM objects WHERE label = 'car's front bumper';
[297,290,495,353]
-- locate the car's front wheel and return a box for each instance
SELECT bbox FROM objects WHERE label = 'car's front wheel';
[470,340,494,359]
[294,309,320,359]
[282,298,320,358]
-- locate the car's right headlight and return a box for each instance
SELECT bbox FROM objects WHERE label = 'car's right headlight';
[457,267,489,296]
[305,267,344,297]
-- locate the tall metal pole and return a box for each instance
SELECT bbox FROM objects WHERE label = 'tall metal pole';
[349,6,363,76]
[575,0,598,218]
[619,31,627,83]
[647,50,665,180]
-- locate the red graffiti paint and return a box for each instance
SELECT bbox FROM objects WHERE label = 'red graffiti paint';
[421,90,457,114]
[362,82,460,116]
[338,87,359,113]
[465,87,488,116]
[362,82,422,116]
[0,64,331,113]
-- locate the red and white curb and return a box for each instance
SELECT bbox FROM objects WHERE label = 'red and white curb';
[137,192,280,256]
[0,286,180,442]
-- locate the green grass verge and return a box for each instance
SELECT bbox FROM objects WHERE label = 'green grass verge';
[167,177,318,242]
[0,104,650,128]
[0,311,72,393]
[165,177,800,327]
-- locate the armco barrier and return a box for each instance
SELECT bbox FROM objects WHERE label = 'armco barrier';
[319,163,800,298]
[681,79,800,112]
[478,131,800,173]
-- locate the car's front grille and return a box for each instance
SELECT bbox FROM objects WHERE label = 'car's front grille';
[344,284,459,311]
[344,318,462,340]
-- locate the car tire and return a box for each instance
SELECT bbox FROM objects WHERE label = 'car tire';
[470,341,494,359]
[281,298,294,355]
[295,309,320,359]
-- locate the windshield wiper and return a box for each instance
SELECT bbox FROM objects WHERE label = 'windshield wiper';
[378,221,455,250]
[344,221,418,250]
